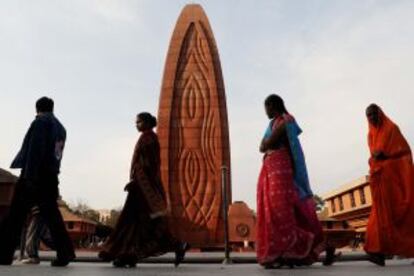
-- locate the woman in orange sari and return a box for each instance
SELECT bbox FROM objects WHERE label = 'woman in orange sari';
[365,104,414,266]
[256,94,324,269]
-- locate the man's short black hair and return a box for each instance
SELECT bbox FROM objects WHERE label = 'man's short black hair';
[36,97,54,113]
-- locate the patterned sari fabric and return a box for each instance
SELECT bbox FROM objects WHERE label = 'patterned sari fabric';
[129,130,167,217]
[256,115,324,265]
[99,130,177,262]
[365,109,414,256]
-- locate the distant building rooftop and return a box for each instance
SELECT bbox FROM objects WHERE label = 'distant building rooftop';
[0,168,18,183]
[323,176,368,200]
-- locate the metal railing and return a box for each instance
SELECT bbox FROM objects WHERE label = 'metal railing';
[221,166,232,264]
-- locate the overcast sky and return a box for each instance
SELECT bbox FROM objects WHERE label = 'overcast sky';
[0,0,413,210]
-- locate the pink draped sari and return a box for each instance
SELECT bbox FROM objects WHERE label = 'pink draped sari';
[256,117,324,265]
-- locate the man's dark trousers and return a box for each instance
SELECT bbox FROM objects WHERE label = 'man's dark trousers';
[0,174,74,265]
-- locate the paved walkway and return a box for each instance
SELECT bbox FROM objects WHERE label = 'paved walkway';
[1,260,414,276]
[30,250,374,263]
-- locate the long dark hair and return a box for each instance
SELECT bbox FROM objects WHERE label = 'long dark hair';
[264,94,288,114]
[137,112,157,128]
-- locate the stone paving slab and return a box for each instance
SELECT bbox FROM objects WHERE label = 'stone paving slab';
[1,261,414,276]
[32,250,377,263]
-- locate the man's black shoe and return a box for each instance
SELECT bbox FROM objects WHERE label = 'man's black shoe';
[0,260,13,266]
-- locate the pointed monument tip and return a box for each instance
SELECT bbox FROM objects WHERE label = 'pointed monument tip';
[177,3,208,24]
[181,3,205,13]
[184,3,202,8]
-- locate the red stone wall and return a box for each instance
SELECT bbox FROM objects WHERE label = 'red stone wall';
[228,202,256,244]
[0,170,17,222]
[158,4,231,247]
[66,221,96,242]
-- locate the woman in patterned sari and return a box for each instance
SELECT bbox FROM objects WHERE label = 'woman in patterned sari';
[256,94,324,268]
[99,112,189,268]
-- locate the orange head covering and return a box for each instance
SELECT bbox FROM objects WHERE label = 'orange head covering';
[367,105,411,161]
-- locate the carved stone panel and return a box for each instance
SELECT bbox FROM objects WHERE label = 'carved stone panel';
[157,4,231,247]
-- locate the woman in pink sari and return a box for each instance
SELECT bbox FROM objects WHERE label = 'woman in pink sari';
[256,94,324,268]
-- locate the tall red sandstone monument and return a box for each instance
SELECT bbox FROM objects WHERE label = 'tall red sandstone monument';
[157,4,231,247]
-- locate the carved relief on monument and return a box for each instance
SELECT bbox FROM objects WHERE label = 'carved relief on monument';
[157,4,231,247]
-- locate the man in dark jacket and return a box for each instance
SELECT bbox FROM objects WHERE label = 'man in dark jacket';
[0,97,75,266]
